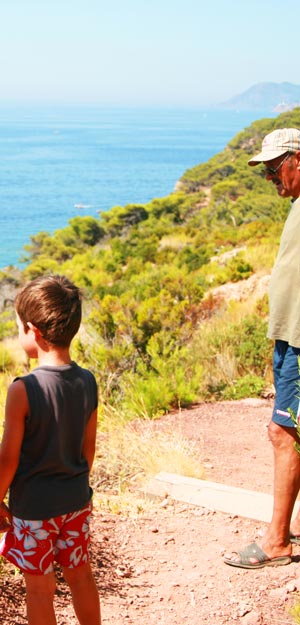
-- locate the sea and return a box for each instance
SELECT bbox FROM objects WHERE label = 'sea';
[0,104,274,270]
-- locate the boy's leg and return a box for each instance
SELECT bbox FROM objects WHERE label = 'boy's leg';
[24,571,57,625]
[63,562,101,625]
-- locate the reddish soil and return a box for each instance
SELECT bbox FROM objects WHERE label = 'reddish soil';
[2,398,300,625]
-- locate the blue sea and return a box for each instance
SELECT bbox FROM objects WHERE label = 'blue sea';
[0,105,273,269]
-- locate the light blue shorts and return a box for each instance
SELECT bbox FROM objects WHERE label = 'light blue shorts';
[272,340,300,428]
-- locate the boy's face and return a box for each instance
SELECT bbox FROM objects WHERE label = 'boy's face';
[16,313,38,359]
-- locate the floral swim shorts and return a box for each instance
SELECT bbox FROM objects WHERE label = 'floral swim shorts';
[0,502,92,576]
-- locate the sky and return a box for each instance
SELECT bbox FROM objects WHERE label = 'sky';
[1,0,299,108]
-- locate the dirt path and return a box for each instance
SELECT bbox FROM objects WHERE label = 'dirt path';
[2,399,300,625]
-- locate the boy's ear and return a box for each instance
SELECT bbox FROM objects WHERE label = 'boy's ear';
[26,322,41,339]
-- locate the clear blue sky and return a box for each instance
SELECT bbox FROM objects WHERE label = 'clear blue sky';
[1,0,299,107]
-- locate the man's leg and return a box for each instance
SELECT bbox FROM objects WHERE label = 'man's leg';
[224,341,300,567]
[261,421,300,556]
[24,571,57,625]
[63,562,101,625]
[268,342,300,544]
[224,420,300,566]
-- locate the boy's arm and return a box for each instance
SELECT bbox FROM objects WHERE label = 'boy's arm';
[82,408,98,471]
[0,380,28,504]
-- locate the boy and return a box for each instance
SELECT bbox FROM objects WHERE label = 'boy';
[0,275,101,625]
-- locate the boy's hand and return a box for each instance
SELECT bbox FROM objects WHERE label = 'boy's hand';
[0,502,12,532]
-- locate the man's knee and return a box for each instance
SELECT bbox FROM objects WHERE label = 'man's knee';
[268,420,299,448]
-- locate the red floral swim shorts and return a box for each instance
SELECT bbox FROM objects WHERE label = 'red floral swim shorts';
[0,502,92,576]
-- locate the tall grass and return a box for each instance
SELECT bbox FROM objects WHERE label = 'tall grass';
[92,405,204,512]
[192,296,272,399]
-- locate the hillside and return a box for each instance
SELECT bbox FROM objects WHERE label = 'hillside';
[219,81,300,112]
[1,107,300,418]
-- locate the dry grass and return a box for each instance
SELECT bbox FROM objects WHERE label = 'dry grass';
[245,241,278,274]
[92,407,204,514]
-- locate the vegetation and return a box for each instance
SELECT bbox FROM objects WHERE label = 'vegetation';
[291,603,300,625]
[91,406,204,513]
[2,107,300,426]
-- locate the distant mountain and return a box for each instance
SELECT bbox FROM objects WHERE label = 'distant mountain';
[218,82,300,112]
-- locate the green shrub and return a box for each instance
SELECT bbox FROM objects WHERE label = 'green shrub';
[0,345,16,372]
[211,315,271,375]
[193,306,272,400]
[0,314,15,341]
[118,337,203,419]
[222,374,265,400]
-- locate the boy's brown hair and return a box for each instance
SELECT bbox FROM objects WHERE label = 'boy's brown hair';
[15,275,82,347]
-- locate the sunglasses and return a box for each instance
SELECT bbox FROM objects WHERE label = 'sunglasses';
[264,152,291,177]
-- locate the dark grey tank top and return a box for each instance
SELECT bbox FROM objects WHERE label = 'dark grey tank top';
[9,362,97,520]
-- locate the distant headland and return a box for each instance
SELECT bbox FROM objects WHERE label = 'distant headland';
[217,81,300,112]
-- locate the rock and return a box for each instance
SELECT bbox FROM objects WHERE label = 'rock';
[269,587,287,600]
[241,609,262,625]
[286,581,297,593]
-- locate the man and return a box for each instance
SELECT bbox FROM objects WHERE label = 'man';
[224,127,300,569]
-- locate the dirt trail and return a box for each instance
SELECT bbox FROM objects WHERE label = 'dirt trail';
[2,399,300,625]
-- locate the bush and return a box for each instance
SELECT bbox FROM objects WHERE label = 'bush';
[0,345,16,372]
[192,303,272,401]
[118,337,203,419]
[221,374,265,400]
